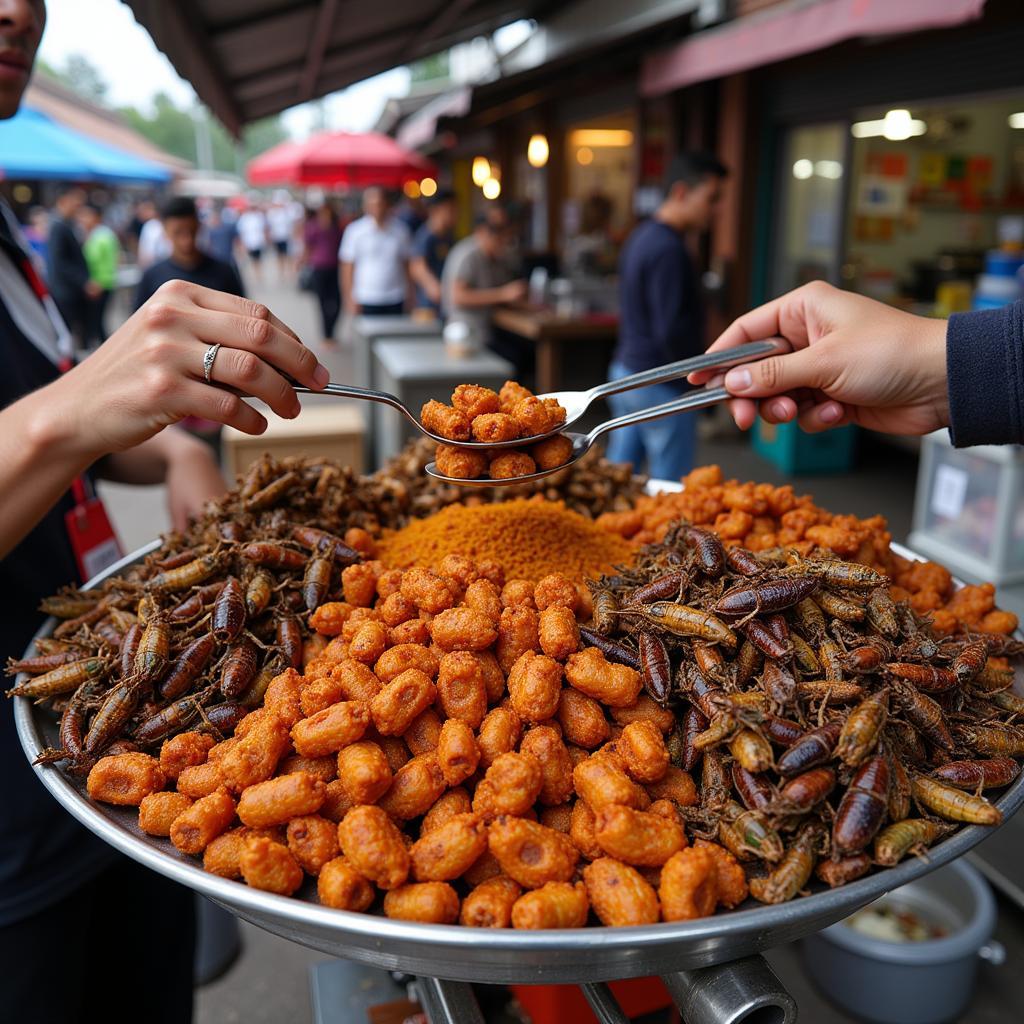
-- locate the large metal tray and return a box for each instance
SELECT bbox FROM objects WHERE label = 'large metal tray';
[13,527,1024,985]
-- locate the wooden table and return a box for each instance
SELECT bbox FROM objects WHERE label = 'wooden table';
[491,305,618,393]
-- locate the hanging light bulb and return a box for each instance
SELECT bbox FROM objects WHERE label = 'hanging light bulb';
[419,177,438,197]
[527,134,549,168]
[472,156,491,187]
[482,177,501,200]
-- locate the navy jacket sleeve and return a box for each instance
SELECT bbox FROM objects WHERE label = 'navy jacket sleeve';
[644,244,688,364]
[946,301,1024,447]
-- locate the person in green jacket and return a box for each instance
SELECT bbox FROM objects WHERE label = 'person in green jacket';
[78,202,119,348]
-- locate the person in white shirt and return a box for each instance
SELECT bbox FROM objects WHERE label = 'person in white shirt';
[265,199,297,280]
[136,213,169,270]
[235,205,268,284]
[339,188,411,316]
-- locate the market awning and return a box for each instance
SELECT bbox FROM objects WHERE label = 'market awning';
[0,107,173,184]
[247,131,436,188]
[641,0,987,96]
[120,0,553,135]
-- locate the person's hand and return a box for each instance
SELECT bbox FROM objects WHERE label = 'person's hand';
[688,281,949,435]
[43,280,330,461]
[501,280,528,303]
[162,432,228,531]
[85,281,103,299]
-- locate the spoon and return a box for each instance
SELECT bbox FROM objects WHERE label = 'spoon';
[424,384,734,487]
[292,338,787,450]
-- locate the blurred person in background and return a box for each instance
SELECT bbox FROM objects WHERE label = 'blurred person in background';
[303,201,345,346]
[136,198,169,270]
[409,189,454,317]
[441,209,527,357]
[606,151,727,478]
[266,196,296,281]
[203,203,238,268]
[126,197,155,258]
[135,196,244,308]
[339,187,411,317]
[235,201,267,284]
[563,192,617,279]
[45,186,93,348]
[77,202,119,348]
[395,192,426,235]
[21,205,47,262]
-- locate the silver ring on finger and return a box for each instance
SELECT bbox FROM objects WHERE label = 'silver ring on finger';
[203,343,222,383]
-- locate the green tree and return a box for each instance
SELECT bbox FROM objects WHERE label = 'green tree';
[410,51,450,83]
[63,54,109,104]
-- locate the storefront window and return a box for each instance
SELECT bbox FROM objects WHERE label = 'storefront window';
[561,111,636,280]
[843,95,1024,315]
[772,122,847,296]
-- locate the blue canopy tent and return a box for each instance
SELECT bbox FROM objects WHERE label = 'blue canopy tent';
[0,107,171,184]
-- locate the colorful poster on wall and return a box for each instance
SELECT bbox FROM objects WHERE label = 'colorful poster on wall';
[855,174,907,217]
[918,153,946,188]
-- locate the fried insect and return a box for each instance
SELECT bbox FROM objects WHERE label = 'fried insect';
[632,569,690,605]
[220,639,259,699]
[169,581,226,622]
[622,602,737,648]
[715,576,818,617]
[892,683,953,751]
[638,632,672,706]
[874,819,953,866]
[240,542,307,570]
[134,614,171,683]
[134,686,216,745]
[681,525,725,577]
[212,577,246,643]
[276,613,303,670]
[291,525,361,565]
[147,553,222,594]
[832,756,890,855]
[159,634,216,701]
[816,853,872,888]
[739,620,790,661]
[302,557,333,612]
[931,758,1020,790]
[6,657,109,700]
[911,774,1002,825]
[748,821,824,904]
[84,676,146,754]
[883,662,957,693]
[591,590,619,636]
[835,689,889,767]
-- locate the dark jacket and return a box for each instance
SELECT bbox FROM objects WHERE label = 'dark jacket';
[45,215,89,307]
[947,301,1024,446]
[612,218,704,374]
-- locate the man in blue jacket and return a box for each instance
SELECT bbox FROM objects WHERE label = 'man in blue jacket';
[606,151,727,478]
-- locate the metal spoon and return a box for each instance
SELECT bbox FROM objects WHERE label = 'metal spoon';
[293,338,787,450]
[424,384,734,487]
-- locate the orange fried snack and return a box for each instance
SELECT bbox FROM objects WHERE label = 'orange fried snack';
[489,452,537,480]
[435,444,488,480]
[420,400,471,441]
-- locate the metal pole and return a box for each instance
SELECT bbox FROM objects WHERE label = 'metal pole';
[661,954,798,1024]
[415,976,485,1024]
[580,982,632,1024]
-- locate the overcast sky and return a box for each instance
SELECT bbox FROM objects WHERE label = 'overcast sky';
[37,0,411,135]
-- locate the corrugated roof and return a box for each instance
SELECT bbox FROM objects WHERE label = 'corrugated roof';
[120,0,554,134]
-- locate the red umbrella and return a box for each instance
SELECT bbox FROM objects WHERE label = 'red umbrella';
[247,131,435,188]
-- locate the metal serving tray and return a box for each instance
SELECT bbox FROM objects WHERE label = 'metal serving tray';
[13,500,1024,990]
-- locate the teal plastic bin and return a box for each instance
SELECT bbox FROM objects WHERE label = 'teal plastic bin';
[752,419,856,475]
